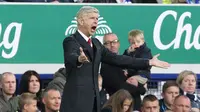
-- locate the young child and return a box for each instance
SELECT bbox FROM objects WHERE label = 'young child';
[18,92,38,112]
[123,29,153,84]
[101,89,133,112]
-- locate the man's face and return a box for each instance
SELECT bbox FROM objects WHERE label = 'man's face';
[1,74,16,96]
[104,34,120,53]
[25,100,38,112]
[141,100,160,112]
[43,90,61,111]
[172,96,191,112]
[180,75,196,94]
[79,12,98,37]
[162,86,179,106]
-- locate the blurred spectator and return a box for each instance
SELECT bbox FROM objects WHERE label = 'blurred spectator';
[159,81,179,112]
[46,67,66,95]
[171,95,191,112]
[141,94,160,112]
[101,33,147,111]
[18,70,43,111]
[173,0,187,3]
[11,0,59,2]
[18,92,38,112]
[59,0,157,3]
[176,70,200,111]
[101,89,133,112]
[0,72,18,112]
[42,87,61,112]
[186,0,200,4]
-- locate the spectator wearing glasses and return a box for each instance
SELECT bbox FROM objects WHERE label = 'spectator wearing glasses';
[100,33,147,111]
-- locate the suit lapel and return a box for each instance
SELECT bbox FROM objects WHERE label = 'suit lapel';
[74,31,94,61]
[92,38,101,62]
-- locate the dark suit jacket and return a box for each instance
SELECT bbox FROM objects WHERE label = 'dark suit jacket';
[100,63,146,110]
[123,43,152,79]
[61,31,150,112]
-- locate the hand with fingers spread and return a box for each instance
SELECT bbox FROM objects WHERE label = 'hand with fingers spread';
[149,54,170,69]
[78,47,90,63]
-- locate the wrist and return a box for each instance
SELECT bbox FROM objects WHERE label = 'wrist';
[149,59,152,66]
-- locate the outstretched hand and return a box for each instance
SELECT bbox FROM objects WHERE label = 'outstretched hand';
[149,54,170,69]
[78,47,90,63]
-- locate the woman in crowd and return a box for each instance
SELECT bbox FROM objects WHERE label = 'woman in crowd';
[19,70,43,111]
[176,70,200,112]
[101,89,133,112]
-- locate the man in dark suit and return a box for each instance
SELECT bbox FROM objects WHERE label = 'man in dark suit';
[100,33,147,111]
[61,6,170,112]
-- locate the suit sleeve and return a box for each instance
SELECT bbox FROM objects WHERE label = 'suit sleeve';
[63,37,80,68]
[100,45,150,70]
[123,49,129,55]
[100,64,146,95]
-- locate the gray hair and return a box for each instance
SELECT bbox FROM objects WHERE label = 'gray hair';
[0,72,15,82]
[42,87,60,98]
[103,33,118,44]
[76,6,99,19]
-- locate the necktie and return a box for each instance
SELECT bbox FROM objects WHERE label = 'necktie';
[88,38,92,47]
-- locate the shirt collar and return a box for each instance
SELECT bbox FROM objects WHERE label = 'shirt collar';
[78,30,91,42]
[184,91,198,101]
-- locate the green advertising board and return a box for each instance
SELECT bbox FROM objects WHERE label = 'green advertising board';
[0,4,199,74]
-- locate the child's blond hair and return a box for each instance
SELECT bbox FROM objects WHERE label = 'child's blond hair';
[128,29,144,40]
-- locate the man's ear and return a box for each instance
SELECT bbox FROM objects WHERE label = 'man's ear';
[161,92,164,98]
[24,104,29,110]
[77,18,84,26]
[42,97,46,105]
[141,107,144,112]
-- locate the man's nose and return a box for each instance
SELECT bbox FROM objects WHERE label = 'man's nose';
[111,42,115,46]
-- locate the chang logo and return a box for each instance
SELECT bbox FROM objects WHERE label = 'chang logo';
[65,16,112,44]
[154,10,200,50]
